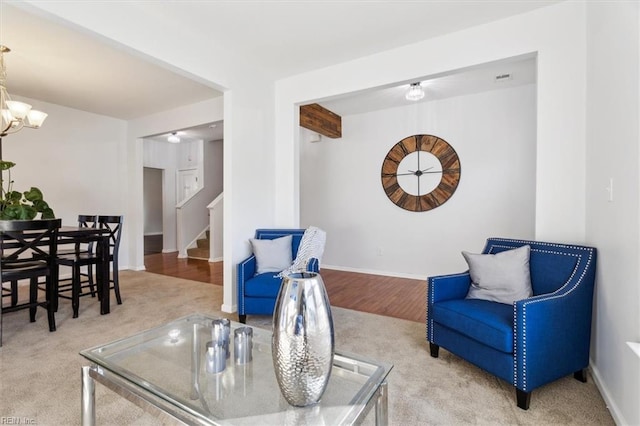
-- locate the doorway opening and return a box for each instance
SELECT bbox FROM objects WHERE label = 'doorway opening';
[143,167,163,255]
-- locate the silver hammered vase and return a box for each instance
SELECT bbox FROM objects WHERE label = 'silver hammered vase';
[272,271,335,407]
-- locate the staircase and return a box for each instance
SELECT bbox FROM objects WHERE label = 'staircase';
[187,230,210,260]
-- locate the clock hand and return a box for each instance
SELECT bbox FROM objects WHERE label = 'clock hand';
[407,166,434,174]
[393,166,452,177]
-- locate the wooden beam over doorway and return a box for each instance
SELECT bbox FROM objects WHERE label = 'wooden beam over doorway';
[299,103,342,138]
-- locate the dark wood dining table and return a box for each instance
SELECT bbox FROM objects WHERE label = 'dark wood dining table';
[57,226,112,315]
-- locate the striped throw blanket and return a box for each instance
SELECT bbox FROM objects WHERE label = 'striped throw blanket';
[277,226,326,278]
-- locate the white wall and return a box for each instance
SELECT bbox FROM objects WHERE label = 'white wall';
[222,85,277,312]
[276,2,587,244]
[143,167,162,235]
[585,2,640,425]
[3,95,129,266]
[144,137,210,253]
[205,139,224,200]
[175,139,223,257]
[205,140,224,262]
[130,97,224,265]
[300,85,536,278]
[143,139,179,251]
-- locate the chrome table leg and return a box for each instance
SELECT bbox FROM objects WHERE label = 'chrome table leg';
[375,380,388,426]
[81,366,96,426]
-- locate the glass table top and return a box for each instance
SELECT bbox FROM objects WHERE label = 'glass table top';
[80,314,393,425]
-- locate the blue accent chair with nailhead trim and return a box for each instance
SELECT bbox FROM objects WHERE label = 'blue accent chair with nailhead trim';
[426,238,597,410]
[236,229,320,324]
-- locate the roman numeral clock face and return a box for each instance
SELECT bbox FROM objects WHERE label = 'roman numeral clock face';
[381,134,461,212]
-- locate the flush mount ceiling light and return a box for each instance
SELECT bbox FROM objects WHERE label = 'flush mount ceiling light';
[0,45,48,158]
[167,132,180,143]
[405,82,425,101]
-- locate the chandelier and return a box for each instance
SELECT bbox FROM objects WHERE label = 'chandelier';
[1,45,47,137]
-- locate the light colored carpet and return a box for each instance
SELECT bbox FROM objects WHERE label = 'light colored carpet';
[0,271,614,425]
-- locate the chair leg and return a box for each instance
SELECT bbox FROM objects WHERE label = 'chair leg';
[44,276,56,332]
[52,274,59,313]
[429,343,440,358]
[239,314,247,324]
[96,267,102,302]
[11,280,18,306]
[72,264,81,318]
[87,264,96,297]
[574,369,588,383]
[29,278,38,322]
[1,292,3,347]
[112,258,122,305]
[516,389,531,410]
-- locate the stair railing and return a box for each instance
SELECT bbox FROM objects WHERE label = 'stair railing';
[176,186,208,258]
[207,193,223,261]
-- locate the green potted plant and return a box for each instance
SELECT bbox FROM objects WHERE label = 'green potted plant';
[0,160,55,220]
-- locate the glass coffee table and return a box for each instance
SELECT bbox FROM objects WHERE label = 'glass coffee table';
[80,314,393,425]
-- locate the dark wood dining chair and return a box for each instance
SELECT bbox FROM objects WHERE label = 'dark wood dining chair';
[56,215,123,318]
[1,281,18,307]
[98,215,123,305]
[56,215,98,298]
[0,218,62,346]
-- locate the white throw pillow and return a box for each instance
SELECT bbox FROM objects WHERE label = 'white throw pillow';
[250,235,293,274]
[463,245,532,304]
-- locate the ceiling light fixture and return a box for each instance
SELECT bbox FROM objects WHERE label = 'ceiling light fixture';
[167,132,180,143]
[0,45,48,158]
[405,82,425,101]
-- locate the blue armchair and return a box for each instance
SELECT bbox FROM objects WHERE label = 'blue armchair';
[427,238,597,410]
[237,229,320,323]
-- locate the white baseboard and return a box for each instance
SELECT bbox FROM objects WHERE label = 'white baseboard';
[162,248,177,254]
[221,303,236,313]
[144,232,163,236]
[209,257,223,263]
[589,360,625,425]
[321,264,427,281]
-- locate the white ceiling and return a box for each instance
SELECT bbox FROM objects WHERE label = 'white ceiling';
[0,1,556,122]
[321,55,536,116]
[0,3,222,120]
[146,121,225,144]
[158,0,558,79]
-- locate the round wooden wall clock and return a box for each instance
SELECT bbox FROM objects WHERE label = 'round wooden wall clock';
[381,134,461,212]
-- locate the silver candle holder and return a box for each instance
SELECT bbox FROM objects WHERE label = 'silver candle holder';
[205,340,227,374]
[212,318,231,360]
[234,326,253,365]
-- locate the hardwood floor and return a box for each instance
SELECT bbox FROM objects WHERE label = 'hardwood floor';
[320,268,426,323]
[144,252,426,323]
[144,252,224,285]
[144,234,163,255]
